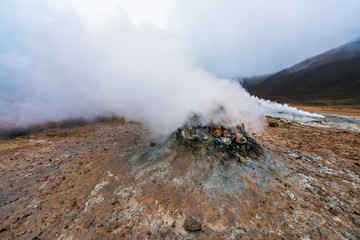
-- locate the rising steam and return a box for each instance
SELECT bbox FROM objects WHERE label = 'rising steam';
[0,1,321,136]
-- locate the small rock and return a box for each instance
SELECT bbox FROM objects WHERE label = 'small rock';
[200,132,211,140]
[235,133,247,144]
[269,122,279,127]
[220,137,232,145]
[203,127,210,133]
[211,127,222,138]
[111,198,118,205]
[71,199,77,207]
[235,153,244,162]
[180,129,187,138]
[184,217,202,232]
[150,142,156,147]
[188,135,200,141]
[223,130,232,138]
[181,129,199,141]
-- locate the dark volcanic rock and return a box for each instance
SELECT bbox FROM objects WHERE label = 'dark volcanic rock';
[184,217,202,232]
[177,124,262,159]
[269,122,279,127]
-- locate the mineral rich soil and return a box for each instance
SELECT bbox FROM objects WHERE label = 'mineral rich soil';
[0,114,359,239]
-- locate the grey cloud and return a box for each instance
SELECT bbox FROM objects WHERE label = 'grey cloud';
[169,0,360,77]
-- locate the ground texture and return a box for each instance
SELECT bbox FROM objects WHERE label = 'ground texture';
[0,113,359,239]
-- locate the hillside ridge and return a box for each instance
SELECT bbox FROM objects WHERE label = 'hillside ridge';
[244,38,360,105]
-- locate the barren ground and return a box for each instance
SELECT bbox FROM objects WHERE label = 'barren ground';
[294,105,360,120]
[0,109,359,239]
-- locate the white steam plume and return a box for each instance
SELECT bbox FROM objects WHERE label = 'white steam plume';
[0,1,321,136]
[252,97,324,119]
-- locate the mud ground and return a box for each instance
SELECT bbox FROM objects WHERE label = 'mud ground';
[0,113,359,239]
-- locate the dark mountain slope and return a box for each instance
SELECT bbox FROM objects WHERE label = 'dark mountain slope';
[245,39,360,105]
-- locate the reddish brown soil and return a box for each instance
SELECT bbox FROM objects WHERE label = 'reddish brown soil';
[0,115,359,239]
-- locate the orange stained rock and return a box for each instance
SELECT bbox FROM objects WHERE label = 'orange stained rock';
[211,127,223,137]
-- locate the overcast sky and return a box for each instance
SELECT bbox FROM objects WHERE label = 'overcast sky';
[0,0,359,133]
[8,0,360,77]
[120,0,360,77]
[50,0,360,77]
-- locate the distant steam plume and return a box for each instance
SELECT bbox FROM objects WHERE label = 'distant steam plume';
[0,1,321,136]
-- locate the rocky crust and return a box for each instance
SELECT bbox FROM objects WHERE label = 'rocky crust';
[0,115,359,239]
[177,125,263,160]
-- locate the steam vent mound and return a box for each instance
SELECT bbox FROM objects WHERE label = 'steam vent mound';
[109,123,292,239]
[177,125,263,160]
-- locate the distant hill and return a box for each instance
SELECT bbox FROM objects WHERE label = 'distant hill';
[243,39,360,105]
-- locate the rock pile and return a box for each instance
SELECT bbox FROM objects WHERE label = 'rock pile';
[176,124,263,159]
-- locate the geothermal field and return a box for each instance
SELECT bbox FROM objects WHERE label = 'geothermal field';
[1,1,360,240]
[0,110,359,239]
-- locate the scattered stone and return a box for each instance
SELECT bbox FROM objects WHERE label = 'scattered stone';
[183,217,202,232]
[211,127,222,138]
[200,132,211,140]
[150,142,156,147]
[223,129,232,138]
[235,133,247,144]
[181,128,200,141]
[177,123,263,159]
[71,199,77,208]
[110,198,118,205]
[269,122,279,127]
[219,137,232,145]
